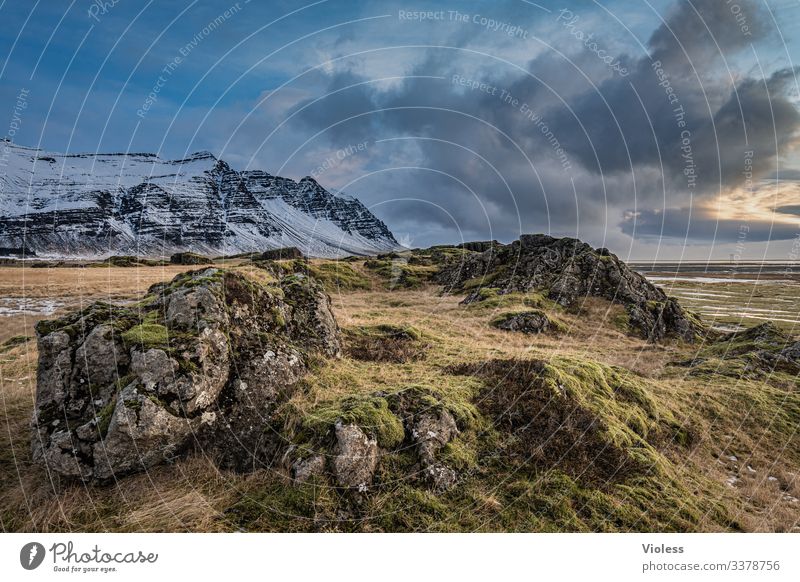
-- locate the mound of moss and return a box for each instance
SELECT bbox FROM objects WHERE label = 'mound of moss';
[676,322,799,381]
[449,357,692,483]
[228,355,729,532]
[306,261,372,291]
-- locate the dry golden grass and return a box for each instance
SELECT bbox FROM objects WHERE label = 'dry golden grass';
[0,265,798,532]
[0,264,229,343]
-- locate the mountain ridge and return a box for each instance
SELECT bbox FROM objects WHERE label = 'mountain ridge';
[0,140,398,258]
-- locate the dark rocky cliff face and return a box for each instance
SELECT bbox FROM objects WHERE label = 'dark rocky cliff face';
[0,145,397,258]
[436,234,703,342]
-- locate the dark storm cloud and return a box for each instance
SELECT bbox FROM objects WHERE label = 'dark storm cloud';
[290,0,800,245]
[766,169,800,181]
[551,1,799,192]
[776,205,800,216]
[620,207,800,242]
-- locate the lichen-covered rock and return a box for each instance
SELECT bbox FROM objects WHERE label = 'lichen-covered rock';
[332,422,378,489]
[32,267,341,482]
[436,234,702,342]
[414,410,458,467]
[281,274,341,358]
[413,410,459,491]
[92,384,196,481]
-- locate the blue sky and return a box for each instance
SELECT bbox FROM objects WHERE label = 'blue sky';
[2,0,800,259]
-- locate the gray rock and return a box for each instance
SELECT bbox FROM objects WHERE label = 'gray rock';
[32,267,342,482]
[281,275,342,358]
[332,423,378,489]
[779,342,800,365]
[130,349,177,390]
[34,331,71,412]
[73,324,128,389]
[157,327,229,415]
[413,410,459,490]
[166,275,227,330]
[414,410,458,466]
[425,464,458,491]
[34,429,93,481]
[92,384,195,481]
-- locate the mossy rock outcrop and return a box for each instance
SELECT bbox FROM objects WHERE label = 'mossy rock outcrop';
[260,356,720,530]
[32,267,341,481]
[677,322,800,379]
[436,234,703,342]
[449,358,692,484]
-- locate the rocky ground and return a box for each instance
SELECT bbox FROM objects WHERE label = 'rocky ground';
[0,237,798,532]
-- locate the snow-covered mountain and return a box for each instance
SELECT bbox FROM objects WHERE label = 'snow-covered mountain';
[0,141,398,258]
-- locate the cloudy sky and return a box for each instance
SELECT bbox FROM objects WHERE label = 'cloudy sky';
[1,0,800,260]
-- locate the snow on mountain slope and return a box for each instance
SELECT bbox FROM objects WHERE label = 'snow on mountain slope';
[0,140,398,258]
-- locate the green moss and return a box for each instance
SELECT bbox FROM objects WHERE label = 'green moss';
[225,480,341,532]
[176,358,200,376]
[388,384,482,432]
[122,323,169,348]
[477,287,500,299]
[270,307,287,328]
[645,300,664,311]
[439,437,479,471]
[300,394,405,449]
[35,302,139,341]
[165,268,224,295]
[95,400,117,438]
[704,322,790,358]
[613,310,631,332]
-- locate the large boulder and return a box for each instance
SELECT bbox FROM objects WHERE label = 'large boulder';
[31,268,341,482]
[436,234,702,342]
